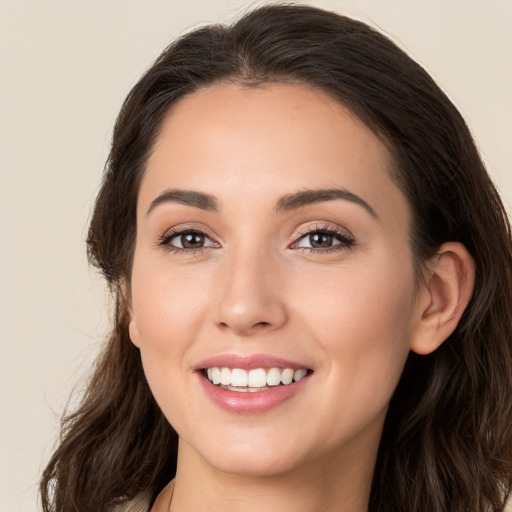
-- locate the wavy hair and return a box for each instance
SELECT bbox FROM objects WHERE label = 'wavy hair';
[41,4,512,511]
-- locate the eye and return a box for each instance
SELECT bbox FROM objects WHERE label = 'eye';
[159,228,218,252]
[292,225,355,253]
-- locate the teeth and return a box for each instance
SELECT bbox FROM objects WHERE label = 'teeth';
[205,367,309,388]
[248,368,267,387]
[231,368,248,387]
[281,368,294,385]
[211,367,221,385]
[267,368,281,386]
[293,369,307,382]
[220,367,231,386]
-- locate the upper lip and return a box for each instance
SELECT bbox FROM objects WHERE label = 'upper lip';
[195,353,311,371]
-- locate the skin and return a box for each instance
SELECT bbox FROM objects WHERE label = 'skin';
[128,83,475,512]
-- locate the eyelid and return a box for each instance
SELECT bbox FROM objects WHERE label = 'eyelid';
[157,223,221,251]
[156,221,354,254]
[289,222,355,251]
[295,222,354,240]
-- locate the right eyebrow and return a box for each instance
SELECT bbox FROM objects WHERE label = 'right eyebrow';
[146,188,219,216]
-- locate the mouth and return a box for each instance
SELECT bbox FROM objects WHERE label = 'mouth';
[196,354,314,412]
[203,366,312,393]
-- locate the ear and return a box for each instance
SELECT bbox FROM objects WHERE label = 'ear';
[124,284,141,348]
[410,242,475,355]
[128,309,141,348]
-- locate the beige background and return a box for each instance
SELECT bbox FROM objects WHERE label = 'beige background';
[1,1,511,510]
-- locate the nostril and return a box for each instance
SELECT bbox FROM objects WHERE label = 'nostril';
[217,320,271,331]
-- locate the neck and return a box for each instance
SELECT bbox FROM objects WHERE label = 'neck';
[169,438,377,512]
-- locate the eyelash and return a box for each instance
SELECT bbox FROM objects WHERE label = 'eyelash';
[292,224,355,254]
[157,225,217,256]
[158,224,355,255]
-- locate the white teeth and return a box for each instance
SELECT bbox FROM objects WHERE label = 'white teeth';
[267,367,281,386]
[293,369,307,382]
[281,368,294,385]
[205,367,309,388]
[231,368,248,387]
[220,367,231,386]
[211,367,221,385]
[248,368,267,387]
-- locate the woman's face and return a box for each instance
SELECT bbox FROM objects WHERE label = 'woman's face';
[128,83,425,477]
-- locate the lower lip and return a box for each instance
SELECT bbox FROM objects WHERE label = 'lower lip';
[198,374,309,413]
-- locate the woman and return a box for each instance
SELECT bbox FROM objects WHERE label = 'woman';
[40,4,512,511]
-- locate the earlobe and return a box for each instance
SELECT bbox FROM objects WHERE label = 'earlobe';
[128,316,141,348]
[125,288,141,348]
[410,242,475,355]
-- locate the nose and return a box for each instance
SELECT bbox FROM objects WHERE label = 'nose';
[214,250,288,336]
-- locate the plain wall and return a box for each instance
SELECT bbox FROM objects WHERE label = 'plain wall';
[1,1,511,510]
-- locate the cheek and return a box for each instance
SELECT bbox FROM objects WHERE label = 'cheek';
[128,256,211,425]
[295,257,416,398]
[297,256,415,339]
[129,259,210,353]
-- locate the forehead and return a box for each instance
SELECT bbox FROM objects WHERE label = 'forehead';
[140,82,408,228]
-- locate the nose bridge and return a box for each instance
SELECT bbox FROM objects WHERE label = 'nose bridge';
[214,241,287,335]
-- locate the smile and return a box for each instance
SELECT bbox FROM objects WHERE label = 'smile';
[197,355,313,413]
[205,367,309,391]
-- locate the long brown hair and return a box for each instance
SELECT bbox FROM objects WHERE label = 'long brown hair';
[41,4,512,511]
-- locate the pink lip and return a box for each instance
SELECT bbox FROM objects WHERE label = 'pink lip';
[195,353,312,414]
[198,374,309,414]
[195,353,309,371]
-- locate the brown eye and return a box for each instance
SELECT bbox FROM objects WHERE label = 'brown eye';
[293,227,355,253]
[181,232,205,248]
[161,229,217,251]
[309,233,334,248]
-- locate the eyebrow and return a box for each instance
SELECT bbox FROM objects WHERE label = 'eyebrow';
[275,188,378,218]
[147,186,377,219]
[147,188,219,215]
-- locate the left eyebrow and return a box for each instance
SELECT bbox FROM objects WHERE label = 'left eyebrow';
[275,188,378,219]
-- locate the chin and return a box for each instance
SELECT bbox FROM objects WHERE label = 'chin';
[183,428,308,478]
[207,448,302,478]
